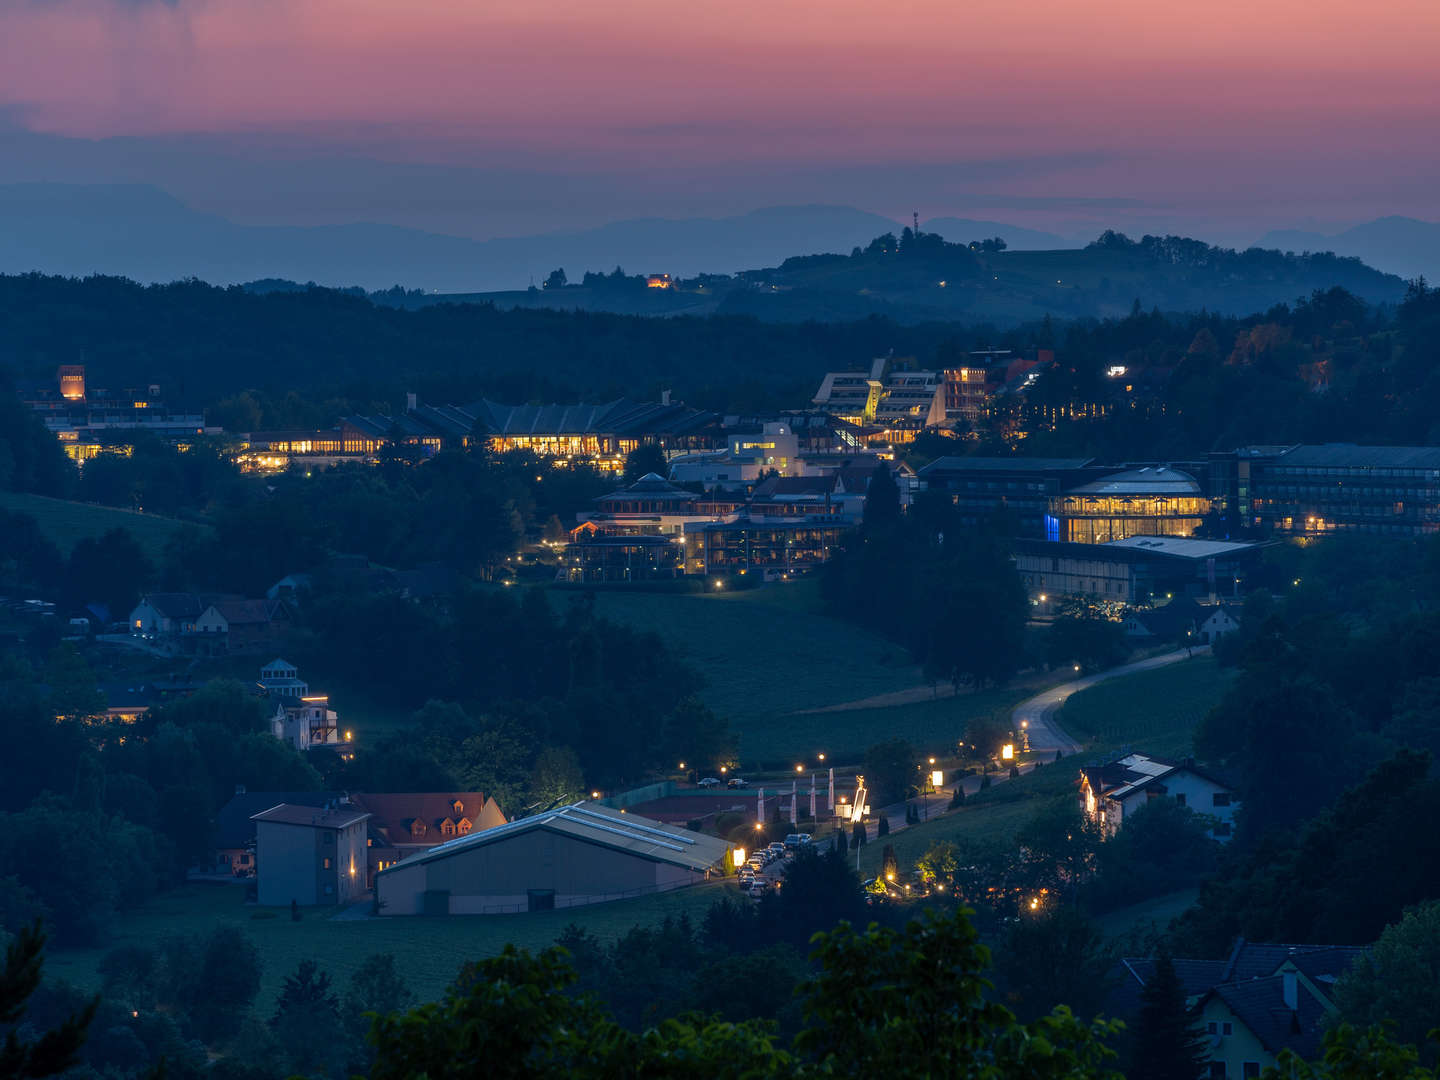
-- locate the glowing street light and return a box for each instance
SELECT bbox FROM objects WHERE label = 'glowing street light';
[795,764,804,773]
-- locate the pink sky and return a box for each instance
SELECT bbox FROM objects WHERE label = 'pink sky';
[3,0,1439,234]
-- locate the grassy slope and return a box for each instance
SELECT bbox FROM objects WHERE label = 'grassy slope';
[1056,655,1232,761]
[0,490,199,563]
[583,584,922,758]
[48,880,738,1014]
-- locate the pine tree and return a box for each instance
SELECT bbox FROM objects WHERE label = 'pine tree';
[1132,950,1209,1080]
[0,922,96,1078]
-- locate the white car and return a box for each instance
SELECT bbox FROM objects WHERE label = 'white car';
[697,777,722,788]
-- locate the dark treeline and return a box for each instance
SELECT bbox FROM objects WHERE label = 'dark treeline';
[2,273,1433,450]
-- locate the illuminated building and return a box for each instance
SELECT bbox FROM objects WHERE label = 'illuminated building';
[1015,536,1265,607]
[919,456,1104,536]
[812,357,947,436]
[18,365,217,462]
[1078,752,1237,841]
[645,274,674,289]
[1208,443,1440,537]
[1045,466,1209,544]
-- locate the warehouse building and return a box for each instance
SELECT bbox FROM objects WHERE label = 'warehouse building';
[375,802,733,915]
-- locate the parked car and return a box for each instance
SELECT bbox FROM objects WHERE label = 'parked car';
[767,842,787,857]
[697,777,721,788]
[726,777,750,789]
[783,833,803,850]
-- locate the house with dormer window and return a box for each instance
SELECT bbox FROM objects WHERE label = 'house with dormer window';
[349,792,507,885]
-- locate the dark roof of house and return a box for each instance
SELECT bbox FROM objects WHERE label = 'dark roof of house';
[1107,957,1232,1018]
[1082,752,1235,803]
[251,803,371,830]
[98,682,157,711]
[139,593,206,619]
[919,456,1095,476]
[751,475,839,498]
[216,791,343,848]
[211,598,272,626]
[1206,975,1330,1059]
[1220,940,1366,983]
[594,474,696,503]
[1127,597,1206,637]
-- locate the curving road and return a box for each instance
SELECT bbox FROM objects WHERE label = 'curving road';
[1013,646,1210,756]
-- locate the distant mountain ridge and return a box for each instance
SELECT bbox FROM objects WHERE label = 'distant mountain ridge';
[0,183,919,292]
[1254,216,1440,282]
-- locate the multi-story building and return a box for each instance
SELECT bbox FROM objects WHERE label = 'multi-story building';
[812,357,946,442]
[251,802,371,907]
[1209,444,1440,537]
[18,364,219,464]
[1045,466,1210,544]
[1014,536,1265,607]
[918,456,1106,536]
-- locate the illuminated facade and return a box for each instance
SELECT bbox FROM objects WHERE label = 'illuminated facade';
[1078,753,1238,841]
[812,357,946,432]
[684,517,850,579]
[1208,444,1440,537]
[1046,467,1209,544]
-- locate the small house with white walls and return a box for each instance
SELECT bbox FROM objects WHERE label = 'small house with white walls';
[1079,752,1238,840]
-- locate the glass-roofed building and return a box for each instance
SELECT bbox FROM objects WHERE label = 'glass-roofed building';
[1046,466,1210,544]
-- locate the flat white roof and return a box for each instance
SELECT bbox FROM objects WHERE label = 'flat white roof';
[1104,536,1260,559]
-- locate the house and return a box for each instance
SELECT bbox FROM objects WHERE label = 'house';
[1108,941,1367,1079]
[251,802,371,907]
[1120,596,1207,640]
[191,598,279,655]
[348,792,508,885]
[212,788,344,877]
[129,593,205,646]
[258,660,350,755]
[1079,752,1239,840]
[375,802,733,915]
[1198,603,1242,644]
[130,592,281,655]
[96,682,156,725]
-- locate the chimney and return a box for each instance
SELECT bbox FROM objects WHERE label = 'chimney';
[406,391,418,412]
[661,389,672,406]
[235,784,247,796]
[1282,970,1298,1011]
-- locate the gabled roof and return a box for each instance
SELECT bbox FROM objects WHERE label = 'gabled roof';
[216,790,343,849]
[1203,976,1331,1059]
[211,598,272,626]
[350,792,507,846]
[376,802,730,875]
[251,803,371,830]
[1082,752,1235,803]
[138,593,205,619]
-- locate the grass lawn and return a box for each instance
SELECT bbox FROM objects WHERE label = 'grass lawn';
[0,490,202,563]
[763,689,1033,767]
[1093,888,1200,942]
[47,880,739,1014]
[1057,656,1233,759]
[579,585,923,756]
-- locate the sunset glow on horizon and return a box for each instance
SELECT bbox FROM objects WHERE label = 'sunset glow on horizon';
[3,0,1439,234]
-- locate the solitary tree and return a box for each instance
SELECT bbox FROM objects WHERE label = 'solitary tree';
[1131,950,1208,1080]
